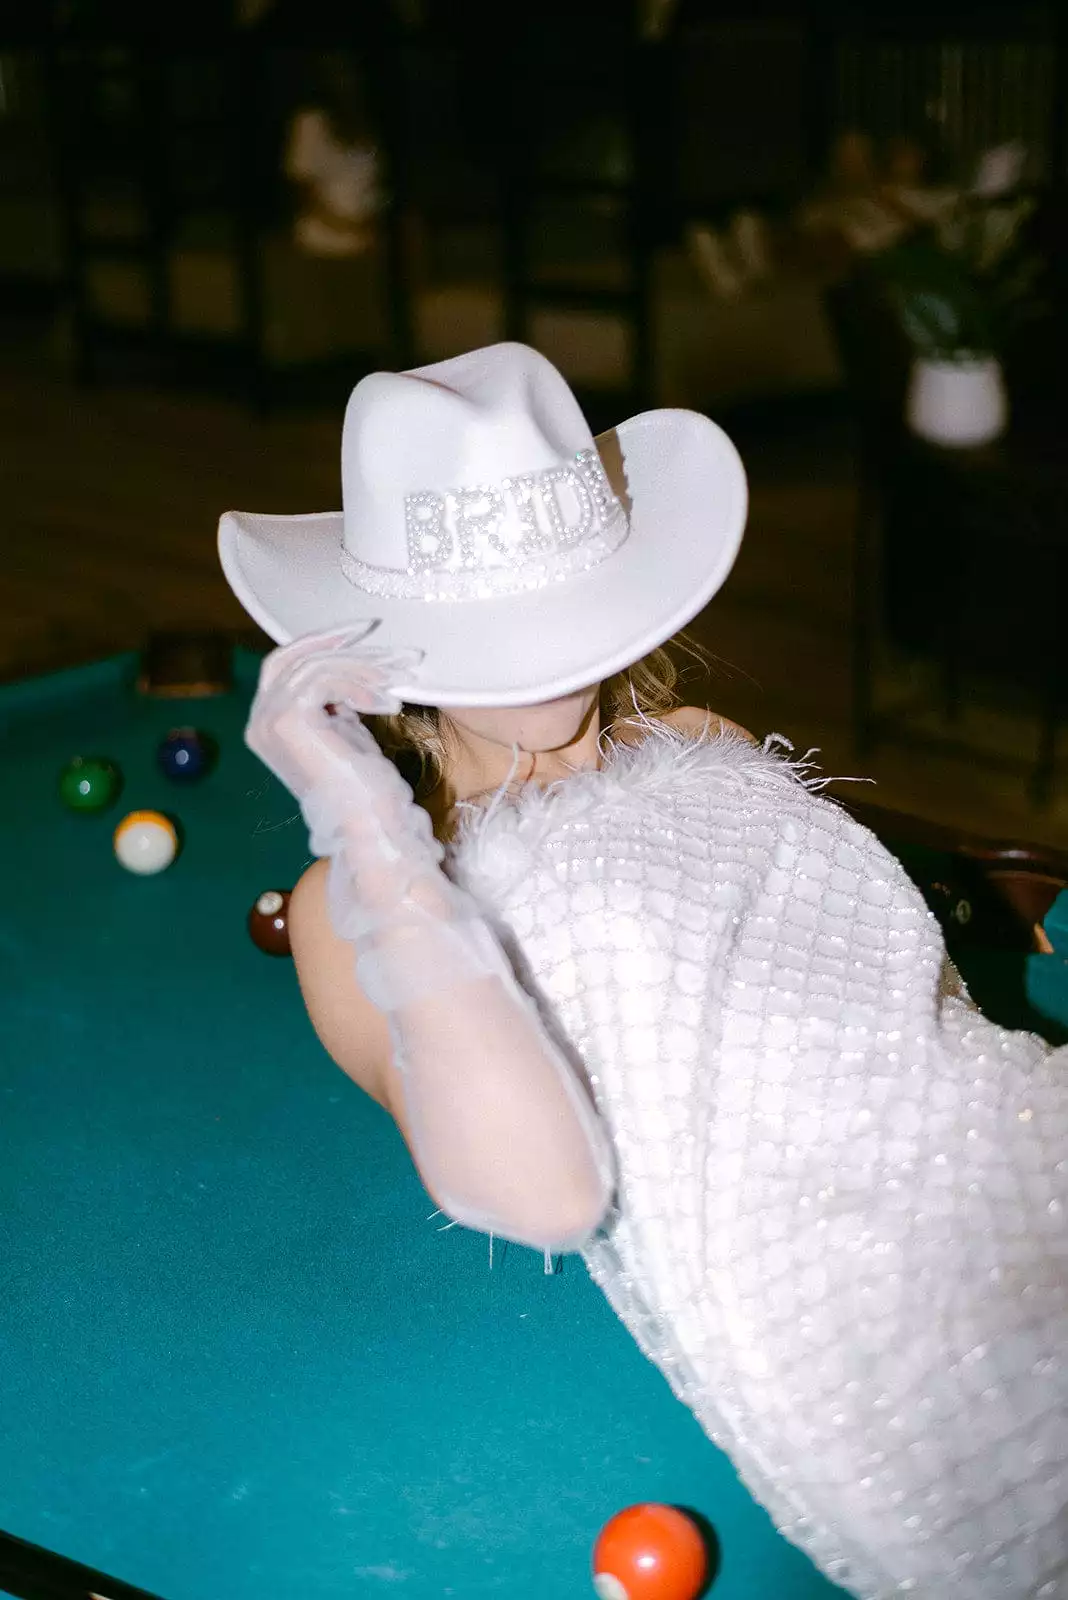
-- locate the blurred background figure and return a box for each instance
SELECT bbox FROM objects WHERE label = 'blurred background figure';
[1,0,1067,843]
[282,39,384,258]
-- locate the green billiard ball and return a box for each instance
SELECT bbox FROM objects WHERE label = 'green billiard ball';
[58,756,122,813]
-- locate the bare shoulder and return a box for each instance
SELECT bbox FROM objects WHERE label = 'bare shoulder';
[288,858,400,1120]
[659,705,756,742]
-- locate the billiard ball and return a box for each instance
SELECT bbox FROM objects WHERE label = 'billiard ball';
[59,756,121,812]
[113,810,179,875]
[592,1504,707,1600]
[157,727,213,783]
[247,889,292,956]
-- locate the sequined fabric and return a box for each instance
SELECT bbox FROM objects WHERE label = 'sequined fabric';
[450,730,1068,1599]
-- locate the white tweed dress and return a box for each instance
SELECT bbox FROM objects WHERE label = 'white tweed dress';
[449,729,1068,1600]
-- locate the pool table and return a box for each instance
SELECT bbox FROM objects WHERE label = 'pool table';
[1,643,1064,1600]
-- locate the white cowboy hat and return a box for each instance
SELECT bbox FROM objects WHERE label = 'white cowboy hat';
[218,342,747,708]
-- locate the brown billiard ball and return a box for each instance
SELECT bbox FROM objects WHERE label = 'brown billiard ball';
[247,889,292,956]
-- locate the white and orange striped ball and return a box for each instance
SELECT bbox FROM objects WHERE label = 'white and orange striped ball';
[113,810,179,875]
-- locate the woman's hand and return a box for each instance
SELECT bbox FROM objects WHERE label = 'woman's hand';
[246,624,423,813]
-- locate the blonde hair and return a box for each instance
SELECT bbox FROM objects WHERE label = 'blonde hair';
[371,631,708,799]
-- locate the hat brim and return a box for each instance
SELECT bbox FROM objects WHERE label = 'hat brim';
[218,407,747,709]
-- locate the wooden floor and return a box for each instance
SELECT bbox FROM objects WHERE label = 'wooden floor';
[3,323,1066,850]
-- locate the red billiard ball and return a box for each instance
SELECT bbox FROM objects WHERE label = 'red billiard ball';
[592,1504,707,1600]
[247,889,292,956]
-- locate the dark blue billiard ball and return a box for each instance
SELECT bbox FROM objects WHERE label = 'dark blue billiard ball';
[157,727,212,783]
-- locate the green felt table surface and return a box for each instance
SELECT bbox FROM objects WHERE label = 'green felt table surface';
[0,652,846,1600]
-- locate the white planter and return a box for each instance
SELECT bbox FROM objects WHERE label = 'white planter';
[906,355,1008,448]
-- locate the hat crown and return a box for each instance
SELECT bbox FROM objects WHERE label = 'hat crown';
[338,343,628,602]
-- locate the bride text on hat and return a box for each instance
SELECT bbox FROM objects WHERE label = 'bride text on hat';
[403,448,621,577]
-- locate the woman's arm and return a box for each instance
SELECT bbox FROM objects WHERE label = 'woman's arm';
[249,631,615,1252]
[289,853,611,1250]
[289,858,397,1111]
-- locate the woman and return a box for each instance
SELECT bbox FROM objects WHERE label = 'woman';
[220,343,1067,1600]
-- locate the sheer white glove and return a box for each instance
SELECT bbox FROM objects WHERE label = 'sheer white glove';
[246,625,615,1251]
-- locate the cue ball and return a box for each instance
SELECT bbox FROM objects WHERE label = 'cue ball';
[157,726,212,783]
[113,810,179,875]
[248,889,292,956]
[59,755,122,812]
[592,1505,707,1600]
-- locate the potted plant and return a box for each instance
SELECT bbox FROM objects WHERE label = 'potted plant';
[872,143,1041,447]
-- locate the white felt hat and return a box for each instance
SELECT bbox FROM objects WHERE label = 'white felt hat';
[218,343,747,708]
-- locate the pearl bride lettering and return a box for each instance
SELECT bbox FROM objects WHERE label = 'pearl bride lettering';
[403,448,621,577]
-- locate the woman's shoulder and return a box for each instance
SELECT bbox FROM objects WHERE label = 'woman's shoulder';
[644,705,756,743]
